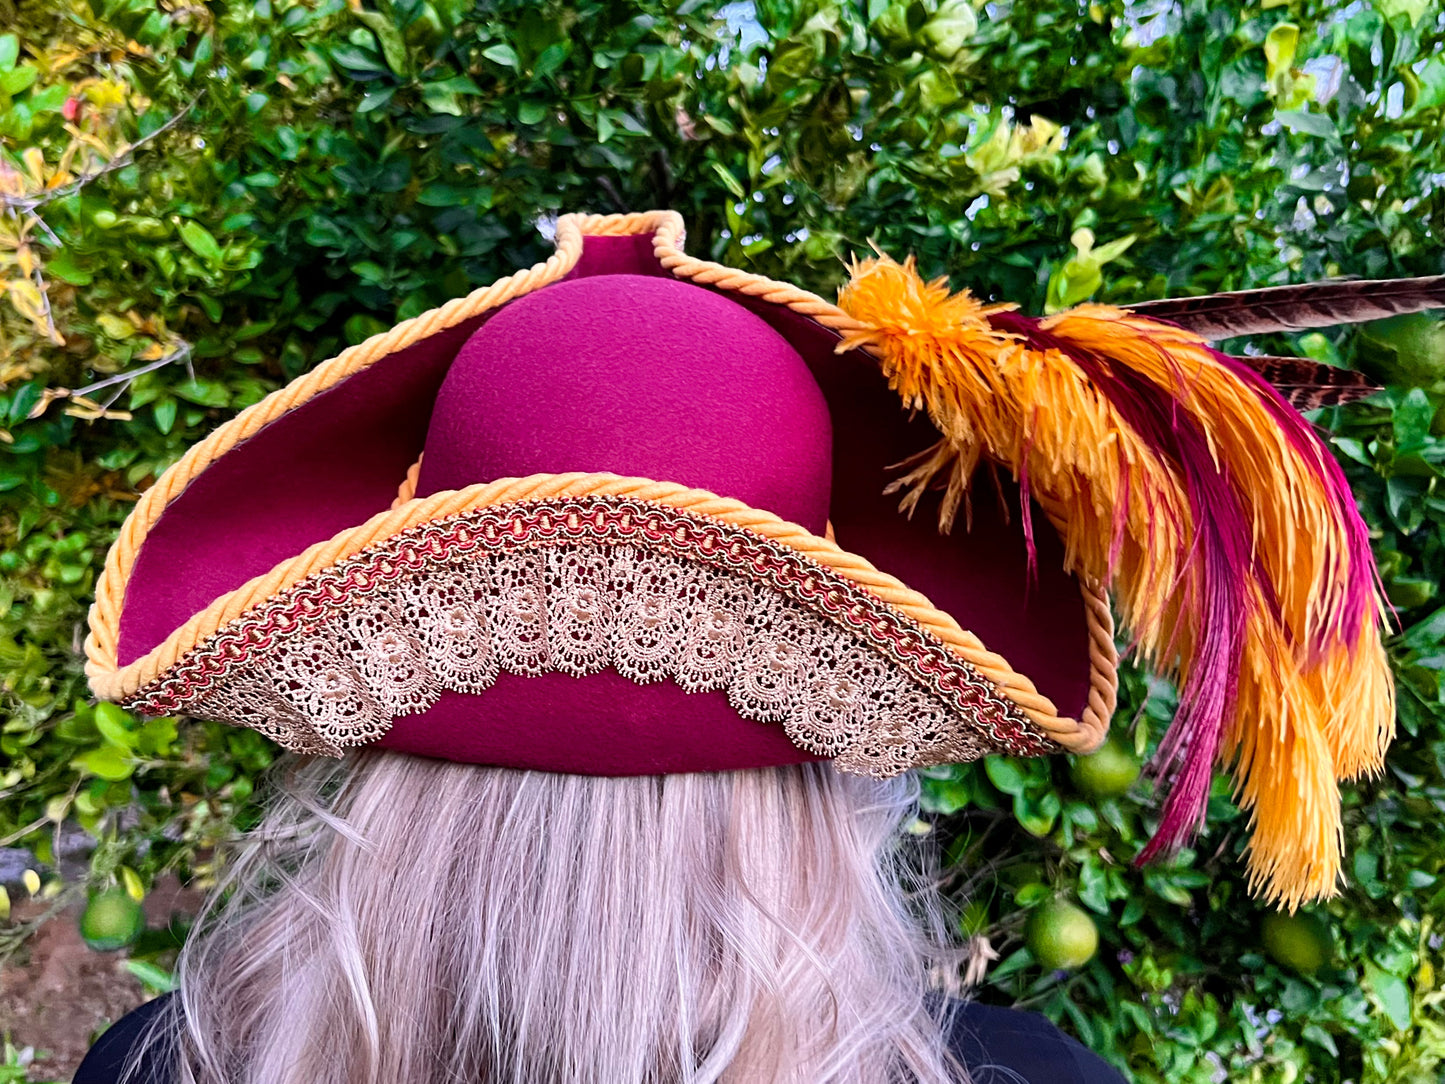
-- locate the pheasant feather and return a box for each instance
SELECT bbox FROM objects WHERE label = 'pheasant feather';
[1129,274,1445,338]
[837,255,1394,909]
[1228,355,1379,411]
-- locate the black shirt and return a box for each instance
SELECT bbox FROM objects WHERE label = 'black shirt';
[75,992,1127,1083]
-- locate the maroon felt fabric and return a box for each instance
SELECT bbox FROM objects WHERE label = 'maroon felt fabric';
[116,226,1093,774]
[378,674,824,773]
[564,232,671,280]
[117,317,486,667]
[417,274,833,535]
[716,298,1093,718]
[386,272,833,768]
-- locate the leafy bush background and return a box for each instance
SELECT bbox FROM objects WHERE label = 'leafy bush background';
[1,0,1444,1079]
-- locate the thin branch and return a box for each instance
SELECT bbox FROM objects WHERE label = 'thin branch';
[24,206,60,247]
[27,342,192,420]
[0,814,49,849]
[595,174,631,214]
[72,343,192,398]
[29,260,61,344]
[1,97,200,213]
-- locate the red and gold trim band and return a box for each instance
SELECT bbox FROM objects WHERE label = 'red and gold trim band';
[121,496,1055,771]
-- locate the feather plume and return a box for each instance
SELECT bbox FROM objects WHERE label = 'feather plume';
[837,256,1395,909]
[1129,274,1445,338]
[1228,355,1379,410]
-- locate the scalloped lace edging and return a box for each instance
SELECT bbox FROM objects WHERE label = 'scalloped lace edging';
[190,544,992,776]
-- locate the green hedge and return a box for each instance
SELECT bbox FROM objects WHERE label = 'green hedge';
[1,0,1443,1080]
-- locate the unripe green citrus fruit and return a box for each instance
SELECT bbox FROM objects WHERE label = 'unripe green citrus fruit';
[1070,741,1141,799]
[1356,313,1445,389]
[1260,911,1333,974]
[1026,899,1099,971]
[79,889,145,952]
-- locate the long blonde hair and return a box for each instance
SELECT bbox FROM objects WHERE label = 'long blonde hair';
[138,751,968,1083]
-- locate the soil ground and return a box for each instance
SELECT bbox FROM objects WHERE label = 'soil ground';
[0,877,203,1083]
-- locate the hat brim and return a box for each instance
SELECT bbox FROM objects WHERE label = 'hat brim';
[86,212,1115,762]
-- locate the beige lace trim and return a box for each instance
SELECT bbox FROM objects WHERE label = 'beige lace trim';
[191,543,992,776]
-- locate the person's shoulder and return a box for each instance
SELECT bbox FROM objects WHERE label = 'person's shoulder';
[943,998,1129,1084]
[73,991,178,1084]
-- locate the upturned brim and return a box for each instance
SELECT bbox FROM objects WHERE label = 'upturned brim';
[85,212,1116,772]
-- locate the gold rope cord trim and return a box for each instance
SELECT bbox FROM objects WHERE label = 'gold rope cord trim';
[86,212,675,669]
[392,454,424,509]
[87,471,1094,746]
[382,457,1111,741]
[640,213,1116,751]
[86,212,1115,753]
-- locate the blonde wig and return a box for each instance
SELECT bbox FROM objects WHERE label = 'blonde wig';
[127,751,970,1084]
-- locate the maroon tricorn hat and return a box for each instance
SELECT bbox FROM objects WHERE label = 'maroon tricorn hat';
[87,211,1395,907]
[86,211,1111,779]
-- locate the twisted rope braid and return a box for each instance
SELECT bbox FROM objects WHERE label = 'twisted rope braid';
[1079,583,1118,747]
[391,454,424,509]
[640,212,1116,752]
[87,219,597,667]
[87,212,1117,755]
[89,472,1103,752]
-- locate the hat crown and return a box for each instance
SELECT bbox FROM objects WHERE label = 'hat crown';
[416,273,833,535]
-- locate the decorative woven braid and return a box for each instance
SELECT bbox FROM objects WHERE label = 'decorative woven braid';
[1079,582,1118,746]
[637,212,1118,750]
[86,211,1117,755]
[89,472,1091,743]
[87,217,599,668]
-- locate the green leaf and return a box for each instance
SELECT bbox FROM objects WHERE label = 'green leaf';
[984,756,1028,796]
[1364,962,1413,1032]
[1012,791,1060,837]
[1408,56,1445,112]
[345,314,390,345]
[427,75,482,95]
[353,10,410,75]
[417,183,484,207]
[1275,110,1337,138]
[482,43,519,68]
[1078,858,1111,914]
[710,162,747,200]
[31,84,71,114]
[1264,23,1300,85]
[195,293,224,323]
[152,397,178,435]
[72,746,135,782]
[358,86,396,113]
[45,248,93,285]
[1300,1024,1338,1056]
[0,33,19,72]
[1393,388,1434,449]
[178,220,223,264]
[1401,606,1445,653]
[534,42,570,79]
[1374,0,1429,24]
[421,84,464,116]
[135,716,178,757]
[123,959,177,995]
[0,64,38,95]
[7,380,42,425]
[1015,882,1051,906]
[172,379,231,408]
[328,44,388,73]
[93,702,137,749]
